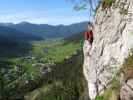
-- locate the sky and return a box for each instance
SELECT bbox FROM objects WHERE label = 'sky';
[0,0,90,25]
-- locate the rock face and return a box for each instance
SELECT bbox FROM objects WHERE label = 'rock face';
[83,0,133,99]
[120,79,133,100]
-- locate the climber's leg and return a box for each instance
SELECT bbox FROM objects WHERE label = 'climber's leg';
[88,82,97,100]
[83,40,92,57]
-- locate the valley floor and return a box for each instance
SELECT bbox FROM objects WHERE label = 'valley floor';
[0,38,87,100]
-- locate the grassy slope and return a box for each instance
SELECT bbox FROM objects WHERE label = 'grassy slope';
[32,38,82,63]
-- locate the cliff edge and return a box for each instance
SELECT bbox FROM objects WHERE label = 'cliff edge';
[83,0,133,99]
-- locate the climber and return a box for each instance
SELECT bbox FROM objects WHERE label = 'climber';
[84,22,94,45]
[83,22,94,57]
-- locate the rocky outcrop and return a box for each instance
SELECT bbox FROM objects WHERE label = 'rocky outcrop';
[83,0,133,99]
[120,79,133,100]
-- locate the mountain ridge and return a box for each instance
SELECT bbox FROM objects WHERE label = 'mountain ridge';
[0,21,88,38]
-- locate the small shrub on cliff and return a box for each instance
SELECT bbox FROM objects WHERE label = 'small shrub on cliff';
[122,52,133,69]
[120,8,128,15]
[120,52,133,82]
[96,78,120,100]
[102,0,116,9]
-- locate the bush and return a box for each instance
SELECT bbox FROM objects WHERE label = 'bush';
[122,52,133,69]
[95,96,104,100]
[102,0,116,9]
[120,8,128,15]
[120,52,133,82]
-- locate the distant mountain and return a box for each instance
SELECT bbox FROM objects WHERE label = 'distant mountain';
[0,22,14,26]
[0,26,41,43]
[0,26,42,57]
[0,21,88,38]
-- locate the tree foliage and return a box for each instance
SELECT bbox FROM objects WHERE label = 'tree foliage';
[67,0,100,20]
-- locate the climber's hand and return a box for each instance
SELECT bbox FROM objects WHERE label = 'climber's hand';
[87,52,91,57]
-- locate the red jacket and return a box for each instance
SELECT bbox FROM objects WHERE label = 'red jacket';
[84,30,93,44]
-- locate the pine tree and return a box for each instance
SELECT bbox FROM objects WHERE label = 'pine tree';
[0,72,5,100]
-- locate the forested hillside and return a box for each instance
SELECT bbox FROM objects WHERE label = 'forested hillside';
[0,26,42,57]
